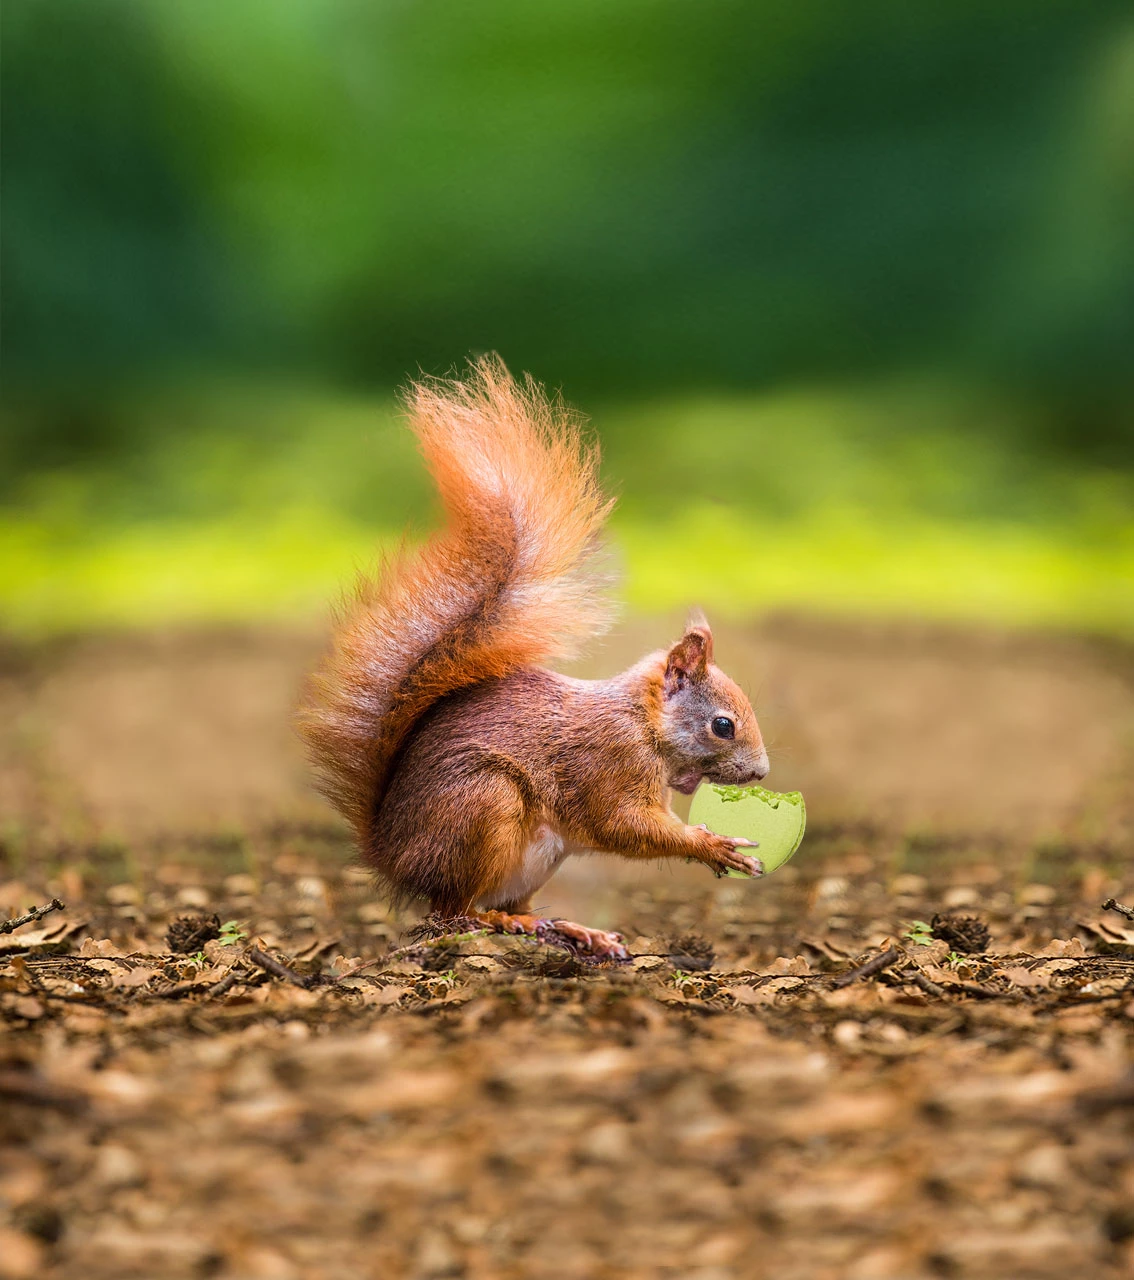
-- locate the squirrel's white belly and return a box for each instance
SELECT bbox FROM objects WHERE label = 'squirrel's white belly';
[481,824,576,908]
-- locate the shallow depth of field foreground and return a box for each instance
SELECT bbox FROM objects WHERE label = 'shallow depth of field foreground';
[1,616,1132,1280]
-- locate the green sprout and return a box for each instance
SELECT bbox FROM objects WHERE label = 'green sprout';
[217,920,247,946]
[903,920,935,946]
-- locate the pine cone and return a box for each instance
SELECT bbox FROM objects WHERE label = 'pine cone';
[166,913,221,954]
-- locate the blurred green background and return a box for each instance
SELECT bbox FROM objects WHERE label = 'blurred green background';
[3,0,1132,636]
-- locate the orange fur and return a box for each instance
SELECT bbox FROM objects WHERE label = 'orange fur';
[298,356,614,842]
[299,357,769,958]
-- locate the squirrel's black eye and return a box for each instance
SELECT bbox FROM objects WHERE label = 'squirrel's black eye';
[711,715,735,740]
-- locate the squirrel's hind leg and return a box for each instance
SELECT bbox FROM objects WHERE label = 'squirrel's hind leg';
[388,774,628,960]
[379,768,532,917]
[473,824,628,960]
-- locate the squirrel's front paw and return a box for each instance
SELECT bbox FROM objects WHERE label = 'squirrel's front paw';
[694,829,763,879]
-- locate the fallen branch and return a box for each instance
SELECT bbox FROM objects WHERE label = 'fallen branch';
[0,899,65,935]
[945,979,1002,1000]
[156,969,244,1001]
[832,946,902,988]
[208,971,240,998]
[247,946,318,989]
[1102,897,1134,923]
[902,968,946,998]
[154,980,202,1000]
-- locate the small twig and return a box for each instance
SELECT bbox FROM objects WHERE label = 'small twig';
[366,928,494,971]
[247,946,317,989]
[155,969,244,1001]
[902,968,946,998]
[154,981,202,1000]
[0,899,65,935]
[1102,897,1134,923]
[7,955,46,989]
[208,971,240,998]
[832,946,902,988]
[334,956,399,979]
[946,979,1002,1000]
[406,915,485,943]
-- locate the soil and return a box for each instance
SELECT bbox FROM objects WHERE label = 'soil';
[1,616,1133,1279]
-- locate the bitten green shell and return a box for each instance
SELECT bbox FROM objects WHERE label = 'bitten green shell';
[688,783,806,876]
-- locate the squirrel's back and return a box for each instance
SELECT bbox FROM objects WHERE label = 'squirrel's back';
[298,356,615,848]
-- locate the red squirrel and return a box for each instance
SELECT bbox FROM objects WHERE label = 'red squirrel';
[299,357,769,959]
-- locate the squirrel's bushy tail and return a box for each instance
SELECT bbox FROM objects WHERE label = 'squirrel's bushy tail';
[299,355,615,841]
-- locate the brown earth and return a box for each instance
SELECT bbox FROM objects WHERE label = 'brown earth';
[2,615,1131,848]
[1,616,1133,1279]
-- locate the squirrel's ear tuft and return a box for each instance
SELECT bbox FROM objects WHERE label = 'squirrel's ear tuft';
[664,621,713,695]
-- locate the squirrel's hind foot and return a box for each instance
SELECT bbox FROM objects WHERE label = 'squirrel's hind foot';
[543,918,629,962]
[474,910,628,962]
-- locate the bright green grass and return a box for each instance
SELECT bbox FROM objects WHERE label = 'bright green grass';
[2,382,1131,636]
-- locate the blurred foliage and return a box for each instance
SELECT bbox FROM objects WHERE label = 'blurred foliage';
[1,383,1130,636]
[3,0,1133,475]
[2,1,1132,637]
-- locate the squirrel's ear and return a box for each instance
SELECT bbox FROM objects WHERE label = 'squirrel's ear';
[664,620,713,695]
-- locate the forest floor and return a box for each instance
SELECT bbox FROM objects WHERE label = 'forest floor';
[1,617,1132,1280]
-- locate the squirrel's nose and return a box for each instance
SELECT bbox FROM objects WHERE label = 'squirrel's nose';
[752,750,770,780]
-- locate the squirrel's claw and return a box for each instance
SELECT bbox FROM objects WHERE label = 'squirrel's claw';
[705,835,764,878]
[477,910,628,961]
[728,853,764,878]
[546,919,629,961]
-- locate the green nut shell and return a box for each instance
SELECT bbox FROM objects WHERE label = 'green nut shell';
[688,783,806,877]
